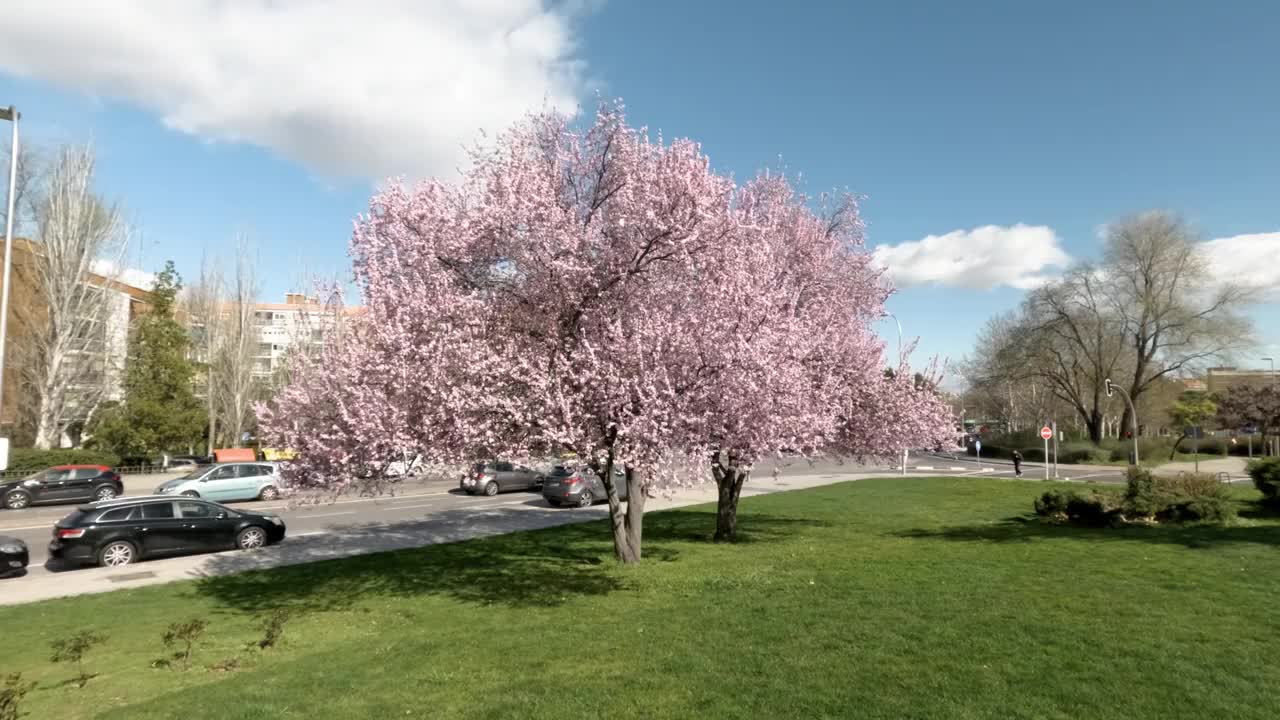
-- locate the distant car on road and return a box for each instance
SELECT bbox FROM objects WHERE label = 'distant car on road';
[154,462,284,502]
[459,461,544,496]
[1,535,28,577]
[0,465,123,510]
[541,465,627,508]
[48,496,287,568]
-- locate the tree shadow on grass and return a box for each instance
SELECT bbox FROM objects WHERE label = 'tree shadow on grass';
[641,509,829,545]
[892,514,1280,550]
[191,504,824,615]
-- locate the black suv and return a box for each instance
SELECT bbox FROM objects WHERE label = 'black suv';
[48,496,287,568]
[1,465,123,510]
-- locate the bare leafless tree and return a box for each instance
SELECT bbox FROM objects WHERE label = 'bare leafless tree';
[0,141,42,234]
[182,254,224,455]
[212,236,260,448]
[1102,211,1254,434]
[21,146,129,449]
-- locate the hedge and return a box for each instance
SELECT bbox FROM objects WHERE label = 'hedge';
[3,448,122,475]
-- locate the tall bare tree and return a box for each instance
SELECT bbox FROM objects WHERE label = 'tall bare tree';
[0,141,41,234]
[182,254,224,455]
[212,237,260,447]
[1102,212,1253,435]
[22,146,128,448]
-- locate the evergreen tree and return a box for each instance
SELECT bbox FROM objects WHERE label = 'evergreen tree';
[89,261,207,456]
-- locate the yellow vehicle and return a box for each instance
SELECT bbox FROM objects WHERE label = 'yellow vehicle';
[261,448,298,462]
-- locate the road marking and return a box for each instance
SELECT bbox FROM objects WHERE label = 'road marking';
[292,531,326,537]
[304,511,356,518]
[0,523,53,531]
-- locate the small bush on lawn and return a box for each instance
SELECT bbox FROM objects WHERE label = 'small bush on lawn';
[1247,457,1280,508]
[1034,490,1074,518]
[1155,473,1234,523]
[5,449,121,475]
[1124,467,1234,523]
[1034,489,1123,526]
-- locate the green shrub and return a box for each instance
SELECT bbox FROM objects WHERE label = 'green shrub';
[1065,491,1124,527]
[1247,457,1280,507]
[1034,490,1075,517]
[1123,466,1159,516]
[5,448,121,475]
[1156,473,1234,523]
[1125,467,1233,523]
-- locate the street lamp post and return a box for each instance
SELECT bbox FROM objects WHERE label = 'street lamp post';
[1104,379,1139,466]
[0,105,19,448]
[885,312,906,474]
[1264,357,1276,456]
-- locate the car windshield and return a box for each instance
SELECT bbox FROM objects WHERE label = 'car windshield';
[549,466,576,477]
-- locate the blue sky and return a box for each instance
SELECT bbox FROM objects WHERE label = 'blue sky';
[0,0,1277,370]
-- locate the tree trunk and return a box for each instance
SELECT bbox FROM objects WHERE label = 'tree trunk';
[598,457,644,564]
[1085,410,1103,445]
[34,367,66,450]
[711,457,749,542]
[206,367,217,455]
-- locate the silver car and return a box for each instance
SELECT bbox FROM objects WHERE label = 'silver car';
[459,461,544,496]
[153,463,284,502]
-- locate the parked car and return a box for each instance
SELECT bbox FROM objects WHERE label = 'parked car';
[0,535,28,577]
[48,496,287,568]
[541,465,627,508]
[0,465,124,510]
[153,462,283,502]
[459,461,544,496]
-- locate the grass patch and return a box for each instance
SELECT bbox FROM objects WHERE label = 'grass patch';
[1,477,1278,719]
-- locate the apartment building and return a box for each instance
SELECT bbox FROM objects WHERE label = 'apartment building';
[0,238,152,446]
[1205,367,1280,395]
[251,293,352,380]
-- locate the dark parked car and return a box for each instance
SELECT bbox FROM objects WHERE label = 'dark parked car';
[541,465,627,508]
[459,461,544,496]
[1,465,123,510]
[0,535,28,577]
[48,496,286,568]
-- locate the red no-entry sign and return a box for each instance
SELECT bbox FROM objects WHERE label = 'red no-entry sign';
[1040,426,1053,440]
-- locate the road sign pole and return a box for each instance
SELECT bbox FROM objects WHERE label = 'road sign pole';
[1043,435,1049,479]
[1052,421,1059,478]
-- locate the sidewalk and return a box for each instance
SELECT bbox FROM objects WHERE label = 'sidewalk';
[0,468,891,607]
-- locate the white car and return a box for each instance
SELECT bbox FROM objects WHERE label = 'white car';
[153,462,285,502]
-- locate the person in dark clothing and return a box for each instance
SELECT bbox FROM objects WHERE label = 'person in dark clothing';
[1011,450,1023,477]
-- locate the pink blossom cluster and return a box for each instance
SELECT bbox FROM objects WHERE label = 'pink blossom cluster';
[258,102,953,493]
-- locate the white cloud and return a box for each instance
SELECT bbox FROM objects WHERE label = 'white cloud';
[1201,232,1280,301]
[91,259,156,291]
[0,1,592,180]
[872,224,1071,290]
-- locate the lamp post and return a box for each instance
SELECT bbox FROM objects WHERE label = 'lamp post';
[1265,357,1276,455]
[0,105,19,448]
[885,312,906,474]
[1104,379,1139,466]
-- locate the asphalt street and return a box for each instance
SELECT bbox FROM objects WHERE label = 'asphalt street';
[0,457,896,573]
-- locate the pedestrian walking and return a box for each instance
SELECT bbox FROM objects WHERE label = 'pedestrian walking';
[1012,450,1023,477]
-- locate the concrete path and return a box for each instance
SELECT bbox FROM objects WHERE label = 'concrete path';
[1153,456,1249,477]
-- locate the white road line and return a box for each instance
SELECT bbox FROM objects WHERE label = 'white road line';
[292,531,326,537]
[304,511,356,518]
[0,523,53,531]
[384,502,441,511]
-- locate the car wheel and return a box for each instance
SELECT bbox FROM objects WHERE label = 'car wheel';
[3,489,31,510]
[576,490,594,508]
[237,526,267,550]
[181,490,200,498]
[483,482,499,496]
[93,485,117,502]
[98,540,137,567]
[258,486,280,501]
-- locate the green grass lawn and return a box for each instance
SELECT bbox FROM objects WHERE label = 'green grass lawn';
[2,477,1278,719]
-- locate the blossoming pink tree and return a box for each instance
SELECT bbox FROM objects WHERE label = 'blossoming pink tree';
[261,101,952,562]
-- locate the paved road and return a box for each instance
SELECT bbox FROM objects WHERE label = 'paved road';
[1,457,907,572]
[0,456,915,606]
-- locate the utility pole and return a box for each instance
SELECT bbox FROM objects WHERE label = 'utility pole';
[1265,357,1276,456]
